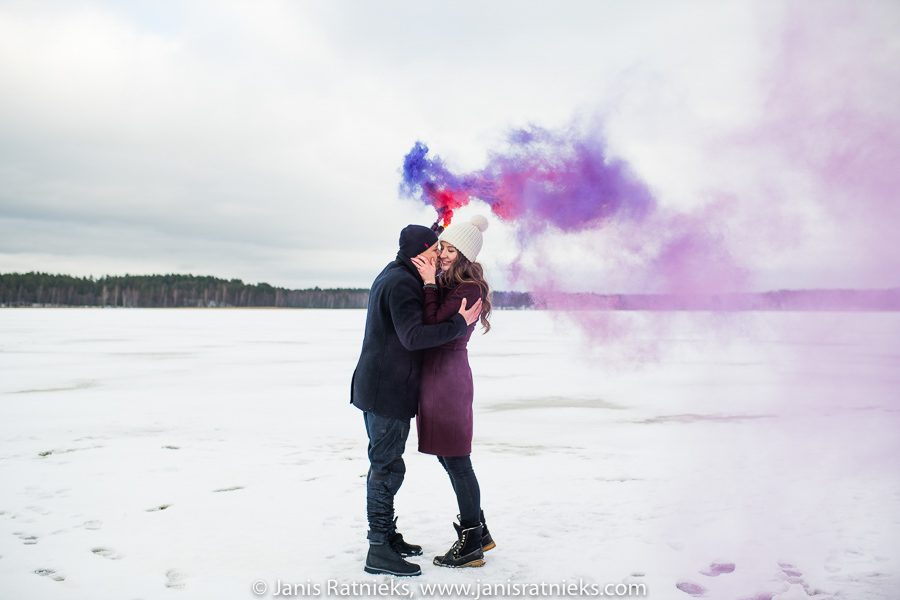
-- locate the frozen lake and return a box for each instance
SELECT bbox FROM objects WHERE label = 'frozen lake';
[1,308,898,599]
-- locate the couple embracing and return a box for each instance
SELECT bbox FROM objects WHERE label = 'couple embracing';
[350,215,495,577]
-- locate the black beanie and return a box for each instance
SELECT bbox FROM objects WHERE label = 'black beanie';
[398,224,438,258]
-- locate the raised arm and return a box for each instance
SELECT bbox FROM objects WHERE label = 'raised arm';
[389,280,467,351]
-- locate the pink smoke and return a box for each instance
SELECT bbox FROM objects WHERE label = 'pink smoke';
[402,125,749,300]
[721,0,900,287]
[399,1,899,356]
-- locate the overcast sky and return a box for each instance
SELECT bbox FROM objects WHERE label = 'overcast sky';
[1,0,897,291]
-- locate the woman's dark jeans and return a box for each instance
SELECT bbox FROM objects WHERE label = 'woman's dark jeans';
[363,411,410,544]
[437,455,481,528]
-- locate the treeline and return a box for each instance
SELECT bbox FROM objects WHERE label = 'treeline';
[0,273,369,308]
[0,272,536,309]
[8,272,893,311]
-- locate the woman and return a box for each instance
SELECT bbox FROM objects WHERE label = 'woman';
[411,214,496,569]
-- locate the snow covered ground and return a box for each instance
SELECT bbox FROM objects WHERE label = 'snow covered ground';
[0,308,898,600]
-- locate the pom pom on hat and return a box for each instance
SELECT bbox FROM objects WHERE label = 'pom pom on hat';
[469,214,489,233]
[439,215,488,262]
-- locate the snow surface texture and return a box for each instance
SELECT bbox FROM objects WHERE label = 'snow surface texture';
[0,309,898,599]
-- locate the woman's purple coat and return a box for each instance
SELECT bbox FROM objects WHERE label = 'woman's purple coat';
[416,282,481,457]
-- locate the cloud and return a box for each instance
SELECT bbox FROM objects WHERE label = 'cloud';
[2,0,893,290]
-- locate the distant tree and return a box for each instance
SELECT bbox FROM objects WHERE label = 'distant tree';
[0,272,374,308]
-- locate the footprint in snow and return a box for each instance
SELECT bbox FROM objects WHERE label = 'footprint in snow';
[778,561,802,578]
[92,546,124,560]
[773,561,829,596]
[34,568,65,581]
[14,531,38,545]
[166,568,187,589]
[777,561,805,585]
[700,561,735,576]
[676,560,734,596]
[676,580,706,596]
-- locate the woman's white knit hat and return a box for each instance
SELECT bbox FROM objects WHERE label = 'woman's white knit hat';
[439,215,489,262]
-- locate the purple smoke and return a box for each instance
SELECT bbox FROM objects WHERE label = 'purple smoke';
[402,126,656,233]
[402,125,747,302]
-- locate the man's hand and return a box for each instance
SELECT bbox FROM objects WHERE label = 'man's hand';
[458,297,483,326]
[411,255,437,284]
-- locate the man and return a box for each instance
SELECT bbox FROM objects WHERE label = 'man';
[351,224,482,577]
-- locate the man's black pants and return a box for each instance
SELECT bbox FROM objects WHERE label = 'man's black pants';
[363,411,410,544]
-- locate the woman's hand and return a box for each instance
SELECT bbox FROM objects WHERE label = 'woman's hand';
[411,255,437,284]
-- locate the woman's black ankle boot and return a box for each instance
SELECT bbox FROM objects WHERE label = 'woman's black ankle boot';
[457,511,495,552]
[433,522,485,568]
[479,510,495,552]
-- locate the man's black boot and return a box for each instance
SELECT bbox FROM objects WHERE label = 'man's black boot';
[388,517,423,558]
[433,522,485,568]
[364,542,422,577]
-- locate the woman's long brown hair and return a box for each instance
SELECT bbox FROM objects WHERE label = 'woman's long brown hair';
[439,253,492,333]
